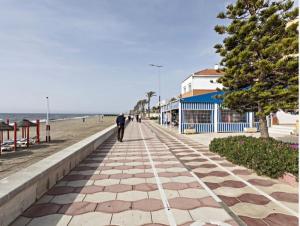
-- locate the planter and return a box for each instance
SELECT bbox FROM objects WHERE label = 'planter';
[279,172,298,187]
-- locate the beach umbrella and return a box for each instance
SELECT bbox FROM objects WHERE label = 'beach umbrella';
[16,119,37,148]
[16,119,37,127]
[0,121,14,154]
[0,121,14,131]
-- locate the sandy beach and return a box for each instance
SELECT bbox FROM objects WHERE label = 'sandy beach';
[0,116,116,179]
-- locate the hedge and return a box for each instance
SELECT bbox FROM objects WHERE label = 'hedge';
[209,136,298,179]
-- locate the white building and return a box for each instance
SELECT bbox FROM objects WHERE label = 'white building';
[181,68,224,98]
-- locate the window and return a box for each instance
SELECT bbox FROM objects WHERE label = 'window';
[188,83,192,92]
[183,110,212,123]
[183,86,186,93]
[220,110,247,123]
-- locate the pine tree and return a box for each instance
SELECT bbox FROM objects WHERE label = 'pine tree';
[214,0,298,138]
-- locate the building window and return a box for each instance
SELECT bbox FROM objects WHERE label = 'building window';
[183,110,212,123]
[220,110,247,123]
[188,83,192,92]
[183,86,186,93]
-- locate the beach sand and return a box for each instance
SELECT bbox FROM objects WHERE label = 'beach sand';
[0,116,116,179]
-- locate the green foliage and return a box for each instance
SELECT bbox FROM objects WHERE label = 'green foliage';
[209,136,298,179]
[215,0,298,137]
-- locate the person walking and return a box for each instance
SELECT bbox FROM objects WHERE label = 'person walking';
[116,113,126,142]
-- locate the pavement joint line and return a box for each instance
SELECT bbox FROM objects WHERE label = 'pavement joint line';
[138,123,177,226]
[150,122,299,217]
[147,123,245,226]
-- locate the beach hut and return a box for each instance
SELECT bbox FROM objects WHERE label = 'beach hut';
[16,119,38,148]
[0,121,14,154]
[161,91,260,134]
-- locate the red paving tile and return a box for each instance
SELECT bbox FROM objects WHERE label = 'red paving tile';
[162,182,189,190]
[238,193,270,205]
[263,213,299,226]
[218,195,240,207]
[134,183,158,191]
[232,169,252,175]
[239,216,269,226]
[133,199,164,211]
[96,200,131,213]
[270,192,298,203]
[220,180,246,188]
[104,184,132,193]
[248,179,276,187]
[169,197,201,210]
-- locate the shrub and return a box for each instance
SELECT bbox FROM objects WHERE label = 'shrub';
[209,136,298,179]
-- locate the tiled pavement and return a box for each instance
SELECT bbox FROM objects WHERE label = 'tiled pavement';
[145,121,299,226]
[11,121,298,226]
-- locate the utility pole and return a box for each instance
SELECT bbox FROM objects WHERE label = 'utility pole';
[149,64,163,124]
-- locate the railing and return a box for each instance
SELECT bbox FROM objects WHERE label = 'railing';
[182,123,214,133]
[218,122,249,132]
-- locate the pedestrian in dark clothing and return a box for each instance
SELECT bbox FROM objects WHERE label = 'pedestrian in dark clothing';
[136,115,139,122]
[116,113,126,142]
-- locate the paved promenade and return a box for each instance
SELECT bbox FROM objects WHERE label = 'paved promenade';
[12,121,298,226]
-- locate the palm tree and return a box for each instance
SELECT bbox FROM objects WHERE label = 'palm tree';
[146,91,156,118]
[140,99,148,116]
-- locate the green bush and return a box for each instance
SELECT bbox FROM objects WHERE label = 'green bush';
[209,136,298,179]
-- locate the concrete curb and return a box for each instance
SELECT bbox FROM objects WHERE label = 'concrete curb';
[0,124,117,226]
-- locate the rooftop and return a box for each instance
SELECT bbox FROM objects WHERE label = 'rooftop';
[182,68,224,82]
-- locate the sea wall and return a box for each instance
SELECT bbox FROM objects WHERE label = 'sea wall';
[0,124,117,226]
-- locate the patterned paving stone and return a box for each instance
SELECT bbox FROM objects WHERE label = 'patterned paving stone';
[68,212,112,226]
[14,121,298,226]
[26,214,72,226]
[51,193,85,204]
[162,182,189,190]
[133,198,164,211]
[104,184,132,193]
[22,203,61,218]
[247,178,276,187]
[59,202,96,215]
[47,186,76,195]
[263,213,298,226]
[238,193,270,205]
[110,210,152,226]
[231,169,252,175]
[134,183,157,192]
[117,191,148,201]
[96,200,132,213]
[270,192,298,203]
[169,197,201,210]
[84,192,117,203]
[75,185,104,194]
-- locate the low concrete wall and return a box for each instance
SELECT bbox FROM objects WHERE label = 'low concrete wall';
[0,124,117,226]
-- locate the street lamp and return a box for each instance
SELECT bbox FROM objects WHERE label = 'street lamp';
[149,64,163,123]
[46,97,51,142]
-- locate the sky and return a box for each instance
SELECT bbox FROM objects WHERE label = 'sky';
[0,0,230,114]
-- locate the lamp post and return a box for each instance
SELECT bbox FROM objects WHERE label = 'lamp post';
[149,64,163,124]
[46,97,51,142]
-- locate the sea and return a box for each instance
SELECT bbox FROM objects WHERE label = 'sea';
[0,113,117,123]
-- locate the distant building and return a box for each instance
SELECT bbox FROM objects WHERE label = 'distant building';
[160,66,259,134]
[181,67,224,98]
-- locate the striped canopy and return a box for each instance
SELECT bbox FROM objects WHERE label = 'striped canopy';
[181,91,223,104]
